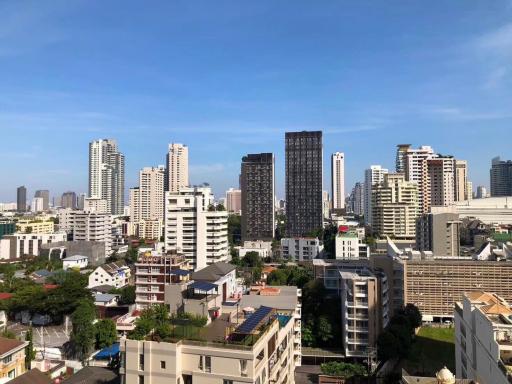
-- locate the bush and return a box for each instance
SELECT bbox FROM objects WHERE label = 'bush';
[320,361,367,378]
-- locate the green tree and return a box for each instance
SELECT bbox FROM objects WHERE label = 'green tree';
[316,316,333,344]
[241,252,263,268]
[227,214,241,246]
[69,299,96,362]
[94,319,117,349]
[320,361,367,378]
[377,330,400,361]
[301,323,315,347]
[267,269,288,285]
[125,247,139,264]
[402,303,422,330]
[25,327,36,369]
[119,285,136,305]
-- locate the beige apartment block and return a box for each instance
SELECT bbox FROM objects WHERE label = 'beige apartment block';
[166,143,189,193]
[15,219,55,234]
[130,166,165,223]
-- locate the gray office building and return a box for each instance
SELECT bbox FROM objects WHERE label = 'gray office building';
[490,156,512,197]
[416,211,461,257]
[285,131,323,237]
[241,153,275,241]
[35,190,50,211]
[17,186,27,212]
[61,191,77,209]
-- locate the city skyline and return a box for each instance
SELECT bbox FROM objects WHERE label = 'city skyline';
[2,1,512,200]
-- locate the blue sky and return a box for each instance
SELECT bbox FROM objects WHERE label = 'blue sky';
[1,1,512,202]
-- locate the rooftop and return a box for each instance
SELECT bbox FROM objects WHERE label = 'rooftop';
[0,337,28,357]
[190,262,236,281]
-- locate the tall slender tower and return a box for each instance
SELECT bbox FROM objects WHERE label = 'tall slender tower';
[454,160,469,201]
[16,186,27,212]
[285,131,323,237]
[240,153,275,241]
[165,143,189,192]
[130,166,165,222]
[34,190,50,211]
[364,165,388,225]
[331,152,345,211]
[88,139,125,215]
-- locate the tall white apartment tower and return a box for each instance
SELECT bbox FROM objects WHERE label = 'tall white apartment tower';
[401,145,435,214]
[88,139,125,215]
[130,166,165,222]
[364,165,388,225]
[164,186,229,270]
[455,160,469,201]
[331,152,345,210]
[165,143,189,192]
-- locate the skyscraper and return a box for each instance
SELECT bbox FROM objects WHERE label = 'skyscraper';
[454,160,469,201]
[428,156,455,207]
[130,166,165,222]
[240,153,275,241]
[348,182,364,216]
[285,131,323,237]
[331,152,345,211]
[402,145,435,214]
[34,190,50,211]
[364,165,388,225]
[225,188,242,214]
[166,143,189,192]
[61,191,77,209]
[490,156,512,197]
[396,144,410,173]
[16,186,27,212]
[88,139,125,215]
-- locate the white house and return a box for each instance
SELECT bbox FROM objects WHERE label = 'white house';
[62,255,89,270]
[88,261,131,289]
[190,262,239,302]
[281,237,324,261]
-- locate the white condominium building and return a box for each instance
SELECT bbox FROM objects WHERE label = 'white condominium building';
[130,166,165,222]
[371,173,419,240]
[331,152,345,210]
[72,212,112,256]
[281,237,323,261]
[455,291,512,383]
[364,165,388,225]
[335,231,370,260]
[400,145,435,214]
[165,186,229,270]
[88,139,125,215]
[84,197,108,214]
[166,143,189,192]
[0,232,67,259]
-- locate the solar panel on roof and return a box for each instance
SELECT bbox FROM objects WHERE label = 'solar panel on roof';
[236,306,273,334]
[189,281,217,292]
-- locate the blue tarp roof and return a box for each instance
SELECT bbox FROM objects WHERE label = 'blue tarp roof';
[95,343,120,359]
[189,281,217,292]
[170,269,191,276]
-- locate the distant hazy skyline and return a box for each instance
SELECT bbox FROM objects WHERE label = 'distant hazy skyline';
[1,1,512,201]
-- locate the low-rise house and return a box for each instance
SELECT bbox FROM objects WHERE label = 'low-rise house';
[0,337,29,382]
[8,368,51,384]
[94,294,119,307]
[190,261,238,302]
[281,237,324,261]
[62,255,88,270]
[88,261,130,289]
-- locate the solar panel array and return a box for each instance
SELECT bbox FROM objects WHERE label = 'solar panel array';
[189,281,217,292]
[236,306,274,334]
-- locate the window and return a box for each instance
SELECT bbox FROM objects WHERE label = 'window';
[3,355,12,364]
[223,381,233,384]
[139,354,144,370]
[240,359,248,377]
[161,360,166,369]
[7,369,15,379]
[205,356,211,373]
[198,356,203,370]
[138,375,144,384]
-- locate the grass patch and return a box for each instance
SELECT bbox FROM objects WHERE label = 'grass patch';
[402,326,455,376]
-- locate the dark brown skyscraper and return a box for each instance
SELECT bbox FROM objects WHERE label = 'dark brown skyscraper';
[241,153,275,241]
[285,131,323,237]
[17,186,27,212]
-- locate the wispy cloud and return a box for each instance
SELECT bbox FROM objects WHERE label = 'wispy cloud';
[424,106,512,121]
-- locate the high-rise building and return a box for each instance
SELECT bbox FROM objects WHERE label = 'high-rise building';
[416,210,461,257]
[466,181,473,201]
[395,144,410,173]
[454,160,469,201]
[331,152,345,211]
[165,143,189,192]
[77,193,86,210]
[372,173,419,240]
[348,182,364,216]
[61,191,77,209]
[88,139,125,215]
[322,190,330,219]
[34,190,49,211]
[490,156,512,197]
[285,131,323,237]
[428,156,455,207]
[16,186,26,213]
[225,188,241,214]
[476,186,488,199]
[364,165,388,225]
[240,153,275,241]
[130,166,165,223]
[84,198,108,214]
[31,197,44,213]
[401,145,435,214]
[164,186,229,270]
